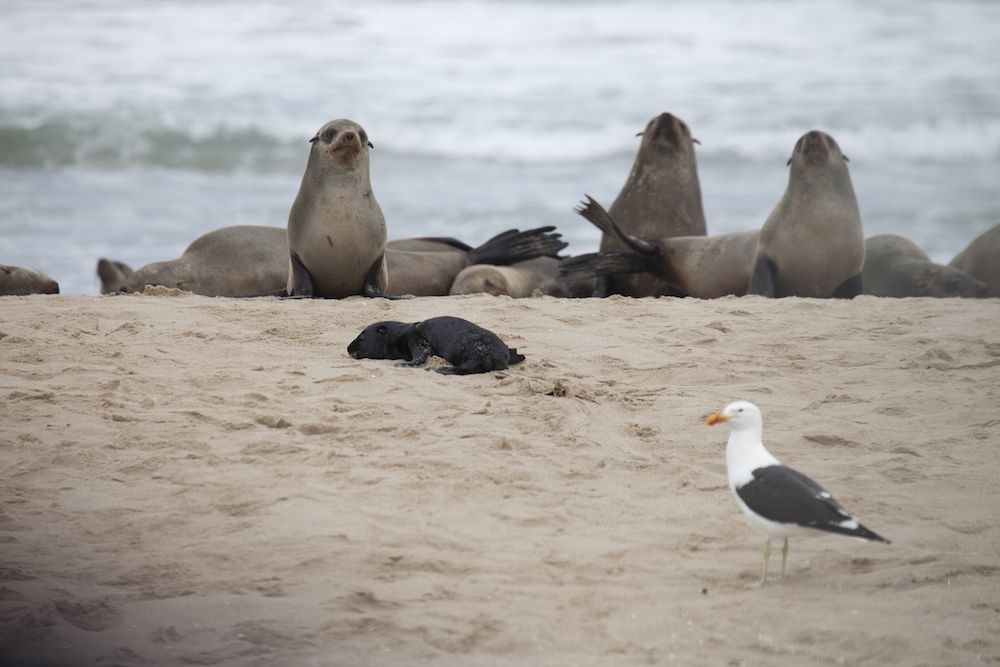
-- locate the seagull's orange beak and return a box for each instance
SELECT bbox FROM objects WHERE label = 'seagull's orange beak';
[705,411,726,426]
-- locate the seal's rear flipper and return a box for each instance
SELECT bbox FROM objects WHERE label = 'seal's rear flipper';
[468,227,568,266]
[507,348,526,365]
[747,256,777,298]
[574,196,660,256]
[560,252,655,280]
[832,273,863,299]
[289,253,315,298]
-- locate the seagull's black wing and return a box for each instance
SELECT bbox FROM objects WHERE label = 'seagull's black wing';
[736,465,889,543]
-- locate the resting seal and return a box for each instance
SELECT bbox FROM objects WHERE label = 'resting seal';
[286,118,388,298]
[561,197,758,298]
[0,264,59,296]
[862,234,987,298]
[599,112,707,296]
[97,225,288,296]
[384,227,567,297]
[347,316,525,375]
[950,224,1000,296]
[748,130,864,298]
[450,256,595,298]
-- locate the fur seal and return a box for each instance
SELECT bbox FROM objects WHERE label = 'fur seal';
[561,197,758,298]
[950,224,1000,296]
[599,112,707,296]
[347,316,525,375]
[97,225,288,296]
[748,130,864,298]
[384,227,567,297]
[450,256,595,298]
[286,118,388,298]
[862,234,988,298]
[0,264,59,295]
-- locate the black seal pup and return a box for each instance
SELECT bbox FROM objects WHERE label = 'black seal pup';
[347,316,525,375]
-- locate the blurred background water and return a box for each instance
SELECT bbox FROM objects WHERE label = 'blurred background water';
[1,0,998,295]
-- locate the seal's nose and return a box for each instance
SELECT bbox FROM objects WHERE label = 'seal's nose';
[344,131,355,141]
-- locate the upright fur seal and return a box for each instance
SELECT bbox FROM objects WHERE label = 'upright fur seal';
[950,224,1000,296]
[561,197,758,298]
[748,130,864,298]
[0,264,59,295]
[599,112,707,296]
[862,234,987,298]
[347,316,525,375]
[97,225,288,296]
[385,227,567,297]
[286,118,388,298]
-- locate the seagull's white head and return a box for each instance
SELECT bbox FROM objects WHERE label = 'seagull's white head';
[705,400,763,433]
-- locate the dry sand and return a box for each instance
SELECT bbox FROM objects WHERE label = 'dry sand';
[1,292,999,666]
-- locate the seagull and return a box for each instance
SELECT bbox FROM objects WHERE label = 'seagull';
[706,400,889,585]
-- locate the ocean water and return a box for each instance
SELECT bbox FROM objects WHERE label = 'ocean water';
[1,0,998,295]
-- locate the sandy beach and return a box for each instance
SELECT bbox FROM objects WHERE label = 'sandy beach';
[1,292,998,665]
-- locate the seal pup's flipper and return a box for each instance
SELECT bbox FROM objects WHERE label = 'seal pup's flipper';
[288,253,315,298]
[467,227,569,266]
[507,348,526,365]
[748,256,777,298]
[831,273,863,299]
[575,196,660,257]
[401,336,434,367]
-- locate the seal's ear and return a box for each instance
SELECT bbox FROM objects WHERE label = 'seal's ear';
[843,154,850,162]
[367,141,375,149]
[635,131,644,137]
[692,138,701,145]
[309,135,319,144]
[786,157,792,166]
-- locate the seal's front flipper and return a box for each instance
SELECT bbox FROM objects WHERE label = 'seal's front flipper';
[747,256,777,297]
[401,337,433,367]
[507,347,526,365]
[288,253,315,298]
[832,273,863,299]
[362,254,407,300]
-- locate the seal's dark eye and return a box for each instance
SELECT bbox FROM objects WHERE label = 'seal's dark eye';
[322,128,337,143]
[376,326,386,335]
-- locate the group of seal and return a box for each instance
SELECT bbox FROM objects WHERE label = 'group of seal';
[564,126,866,299]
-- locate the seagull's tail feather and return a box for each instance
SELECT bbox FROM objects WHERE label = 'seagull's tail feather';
[815,521,891,544]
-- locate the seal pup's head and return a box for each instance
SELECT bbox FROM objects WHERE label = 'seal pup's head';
[308,118,374,170]
[0,264,60,295]
[347,321,413,360]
